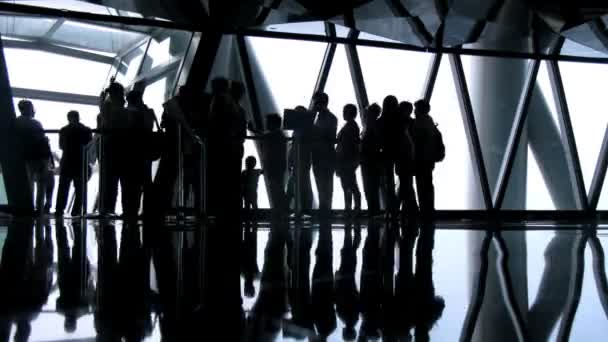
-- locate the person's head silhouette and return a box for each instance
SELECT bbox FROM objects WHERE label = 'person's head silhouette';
[312,91,329,112]
[295,105,307,112]
[245,156,257,170]
[67,110,80,124]
[126,90,144,107]
[365,103,381,124]
[231,81,246,103]
[211,77,229,95]
[414,99,431,116]
[382,95,399,116]
[107,81,125,106]
[399,101,413,117]
[343,103,357,122]
[265,113,282,131]
[17,99,35,118]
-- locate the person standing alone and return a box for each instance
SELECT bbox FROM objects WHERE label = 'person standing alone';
[55,111,92,217]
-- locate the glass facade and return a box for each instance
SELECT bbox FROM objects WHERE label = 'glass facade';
[0,6,607,214]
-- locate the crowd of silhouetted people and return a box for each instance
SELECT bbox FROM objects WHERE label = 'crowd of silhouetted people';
[13,76,444,224]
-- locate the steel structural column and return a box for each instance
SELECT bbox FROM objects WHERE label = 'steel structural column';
[422,53,442,102]
[236,34,264,129]
[184,32,223,95]
[0,34,33,213]
[493,59,540,209]
[345,31,369,110]
[309,23,337,108]
[465,3,531,340]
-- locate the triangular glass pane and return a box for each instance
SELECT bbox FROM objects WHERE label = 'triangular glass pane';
[561,61,608,193]
[462,55,533,202]
[561,38,608,59]
[570,244,608,340]
[262,21,327,36]
[0,166,6,205]
[357,45,432,106]
[431,56,485,210]
[247,36,327,113]
[323,45,365,210]
[503,114,578,210]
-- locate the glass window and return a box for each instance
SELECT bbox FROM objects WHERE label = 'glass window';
[248,37,327,113]
[357,45,432,106]
[53,20,145,53]
[4,48,111,96]
[264,21,326,36]
[560,61,608,194]
[115,42,146,86]
[141,30,191,74]
[143,73,177,122]
[0,165,6,205]
[431,56,485,210]
[0,15,57,37]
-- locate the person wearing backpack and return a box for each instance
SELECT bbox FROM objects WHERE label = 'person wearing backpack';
[413,100,443,220]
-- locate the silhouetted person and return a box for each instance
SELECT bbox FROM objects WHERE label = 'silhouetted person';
[55,111,92,217]
[310,92,337,215]
[335,223,361,341]
[336,104,361,216]
[241,155,262,213]
[207,78,246,216]
[153,85,200,216]
[396,101,418,227]
[55,220,90,333]
[413,100,438,221]
[126,90,156,217]
[312,222,336,339]
[98,81,130,216]
[360,103,383,216]
[378,95,404,220]
[259,114,288,218]
[286,105,314,213]
[15,100,52,214]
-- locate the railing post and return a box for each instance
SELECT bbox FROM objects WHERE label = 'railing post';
[177,124,184,222]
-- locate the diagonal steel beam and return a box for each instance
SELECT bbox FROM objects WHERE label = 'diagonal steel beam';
[449,54,493,210]
[345,30,369,110]
[547,60,589,210]
[422,53,442,102]
[589,123,608,209]
[236,34,264,130]
[493,59,540,209]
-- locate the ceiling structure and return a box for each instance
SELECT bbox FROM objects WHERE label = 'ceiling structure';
[1,0,608,61]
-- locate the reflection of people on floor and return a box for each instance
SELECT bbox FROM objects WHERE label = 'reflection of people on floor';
[248,226,289,339]
[55,220,91,332]
[312,221,336,338]
[335,222,361,340]
[412,226,444,342]
[359,219,382,340]
[285,228,314,339]
[0,220,50,341]
[94,223,121,340]
[242,220,260,298]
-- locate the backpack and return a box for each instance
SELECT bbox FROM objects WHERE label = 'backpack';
[432,124,445,162]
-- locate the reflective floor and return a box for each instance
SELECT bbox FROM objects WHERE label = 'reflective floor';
[0,217,606,341]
